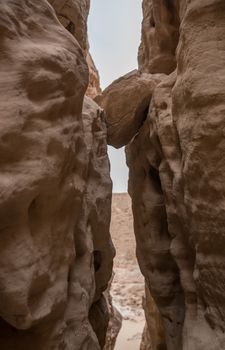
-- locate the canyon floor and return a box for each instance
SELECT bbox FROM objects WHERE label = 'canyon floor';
[110,193,145,349]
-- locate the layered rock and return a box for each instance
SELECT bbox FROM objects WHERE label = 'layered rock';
[0,1,113,349]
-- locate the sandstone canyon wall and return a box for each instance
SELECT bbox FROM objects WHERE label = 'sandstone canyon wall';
[0,1,114,349]
[99,1,225,349]
[1,0,225,350]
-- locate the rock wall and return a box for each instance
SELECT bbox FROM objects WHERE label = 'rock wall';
[138,0,180,75]
[140,285,166,350]
[100,1,225,349]
[126,72,185,350]
[86,52,101,99]
[1,0,225,349]
[0,1,114,349]
[49,0,101,100]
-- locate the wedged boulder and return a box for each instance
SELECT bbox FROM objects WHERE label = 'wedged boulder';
[96,70,163,148]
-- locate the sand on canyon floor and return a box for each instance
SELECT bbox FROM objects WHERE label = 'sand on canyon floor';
[110,193,145,349]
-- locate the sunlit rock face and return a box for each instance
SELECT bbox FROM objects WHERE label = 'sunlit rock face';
[0,1,113,349]
[86,52,101,99]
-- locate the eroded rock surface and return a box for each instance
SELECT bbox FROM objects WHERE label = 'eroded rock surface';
[49,1,101,101]
[0,0,87,339]
[86,52,101,99]
[64,97,114,350]
[140,285,166,350]
[103,278,122,350]
[171,1,225,348]
[0,1,113,349]
[138,0,180,74]
[49,0,90,52]
[126,73,185,350]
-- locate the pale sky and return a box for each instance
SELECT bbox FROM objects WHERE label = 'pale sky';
[88,1,142,192]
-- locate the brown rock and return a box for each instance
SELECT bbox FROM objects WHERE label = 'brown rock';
[126,72,185,350]
[104,276,122,350]
[86,52,102,99]
[140,285,166,350]
[49,0,90,52]
[0,0,88,347]
[104,303,122,350]
[64,96,114,349]
[138,0,180,74]
[171,1,225,348]
[127,1,225,349]
[0,2,113,350]
[96,70,163,148]
[49,2,102,122]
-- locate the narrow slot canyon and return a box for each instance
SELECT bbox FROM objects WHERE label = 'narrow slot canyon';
[88,3,146,348]
[0,1,225,350]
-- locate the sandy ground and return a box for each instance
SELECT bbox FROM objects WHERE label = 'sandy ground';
[114,320,145,350]
[110,193,145,349]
